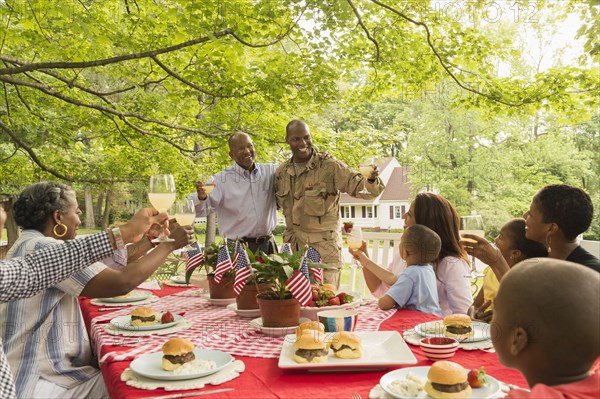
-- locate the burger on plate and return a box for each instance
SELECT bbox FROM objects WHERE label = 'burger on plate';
[130,307,157,326]
[295,320,325,337]
[162,338,196,371]
[293,330,329,364]
[443,314,473,339]
[331,331,362,359]
[424,360,472,399]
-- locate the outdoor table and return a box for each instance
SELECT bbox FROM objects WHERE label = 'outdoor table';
[79,285,528,399]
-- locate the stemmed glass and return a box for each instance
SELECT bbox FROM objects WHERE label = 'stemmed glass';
[203,181,216,213]
[148,174,176,242]
[460,215,485,278]
[358,157,375,194]
[172,199,196,250]
[346,226,363,269]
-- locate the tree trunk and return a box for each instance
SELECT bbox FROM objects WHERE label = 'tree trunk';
[95,191,104,225]
[3,198,19,251]
[84,185,95,229]
[205,210,216,247]
[101,190,112,229]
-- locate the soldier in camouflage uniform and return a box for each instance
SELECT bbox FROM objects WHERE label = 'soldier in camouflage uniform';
[275,120,385,287]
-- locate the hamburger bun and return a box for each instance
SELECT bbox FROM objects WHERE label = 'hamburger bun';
[295,321,325,337]
[293,330,328,364]
[130,307,156,326]
[331,331,362,359]
[162,338,195,371]
[460,237,478,244]
[443,314,473,339]
[424,361,472,399]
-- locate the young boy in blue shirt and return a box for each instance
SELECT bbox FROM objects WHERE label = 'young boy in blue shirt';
[378,225,442,316]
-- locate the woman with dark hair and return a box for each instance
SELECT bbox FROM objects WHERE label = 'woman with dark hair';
[464,184,599,279]
[351,192,473,316]
[0,182,193,399]
[468,219,548,322]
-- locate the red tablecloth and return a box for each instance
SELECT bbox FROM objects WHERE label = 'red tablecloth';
[79,286,528,399]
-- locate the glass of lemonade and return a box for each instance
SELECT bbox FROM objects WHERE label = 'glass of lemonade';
[358,157,375,194]
[346,226,363,269]
[173,199,196,250]
[149,174,176,242]
[203,182,216,212]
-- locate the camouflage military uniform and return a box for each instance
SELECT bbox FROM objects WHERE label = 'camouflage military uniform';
[275,151,385,287]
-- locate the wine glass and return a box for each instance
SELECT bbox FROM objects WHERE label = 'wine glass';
[203,181,216,213]
[148,174,176,242]
[358,157,375,194]
[460,215,485,278]
[346,226,363,269]
[172,199,196,250]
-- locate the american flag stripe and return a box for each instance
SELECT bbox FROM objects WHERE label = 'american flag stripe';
[233,242,252,296]
[213,244,232,284]
[304,246,323,283]
[285,270,312,306]
[184,242,204,273]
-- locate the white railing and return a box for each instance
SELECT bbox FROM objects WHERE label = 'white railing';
[344,232,402,298]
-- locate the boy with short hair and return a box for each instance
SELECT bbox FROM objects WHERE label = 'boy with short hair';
[492,258,600,398]
[378,225,442,315]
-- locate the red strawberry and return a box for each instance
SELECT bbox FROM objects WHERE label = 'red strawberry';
[328,296,341,306]
[311,291,319,301]
[161,311,175,323]
[468,367,487,388]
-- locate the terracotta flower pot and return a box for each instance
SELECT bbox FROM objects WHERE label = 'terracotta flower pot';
[256,295,300,327]
[236,283,271,310]
[207,274,235,299]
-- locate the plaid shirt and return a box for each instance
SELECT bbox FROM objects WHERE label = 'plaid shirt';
[0,232,113,399]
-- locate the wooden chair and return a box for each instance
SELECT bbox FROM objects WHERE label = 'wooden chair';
[346,232,402,298]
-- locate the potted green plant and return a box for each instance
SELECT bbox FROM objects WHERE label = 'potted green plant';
[234,249,272,310]
[185,241,235,299]
[250,251,309,327]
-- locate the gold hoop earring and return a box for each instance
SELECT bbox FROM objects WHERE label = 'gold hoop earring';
[53,223,68,238]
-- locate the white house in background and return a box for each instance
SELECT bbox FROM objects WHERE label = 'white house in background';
[340,157,412,230]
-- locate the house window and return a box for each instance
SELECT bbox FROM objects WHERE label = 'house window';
[395,206,403,218]
[366,207,373,218]
[341,206,351,218]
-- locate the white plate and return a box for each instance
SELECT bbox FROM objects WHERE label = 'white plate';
[414,321,491,343]
[130,349,233,381]
[201,293,236,306]
[170,275,189,285]
[99,290,152,303]
[110,314,183,331]
[278,331,417,370]
[250,317,311,337]
[226,303,262,318]
[380,366,501,398]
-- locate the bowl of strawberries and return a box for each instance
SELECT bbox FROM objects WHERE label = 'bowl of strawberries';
[300,283,362,321]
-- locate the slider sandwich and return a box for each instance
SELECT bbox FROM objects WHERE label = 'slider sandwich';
[443,314,473,340]
[331,331,362,359]
[162,338,196,371]
[424,361,472,399]
[293,330,329,363]
[130,307,157,326]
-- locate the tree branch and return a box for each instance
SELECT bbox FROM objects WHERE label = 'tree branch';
[0,29,235,75]
[0,74,214,136]
[368,0,532,107]
[0,120,74,181]
[347,0,380,62]
[150,55,259,98]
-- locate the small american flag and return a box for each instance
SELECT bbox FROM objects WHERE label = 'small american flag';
[305,246,323,283]
[184,242,204,274]
[233,242,252,296]
[285,255,312,306]
[279,243,292,255]
[213,244,233,284]
[227,239,239,267]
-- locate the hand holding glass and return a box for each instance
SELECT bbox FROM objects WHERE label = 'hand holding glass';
[148,174,176,242]
[347,227,363,269]
[173,199,196,250]
[359,157,376,194]
[460,215,485,278]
